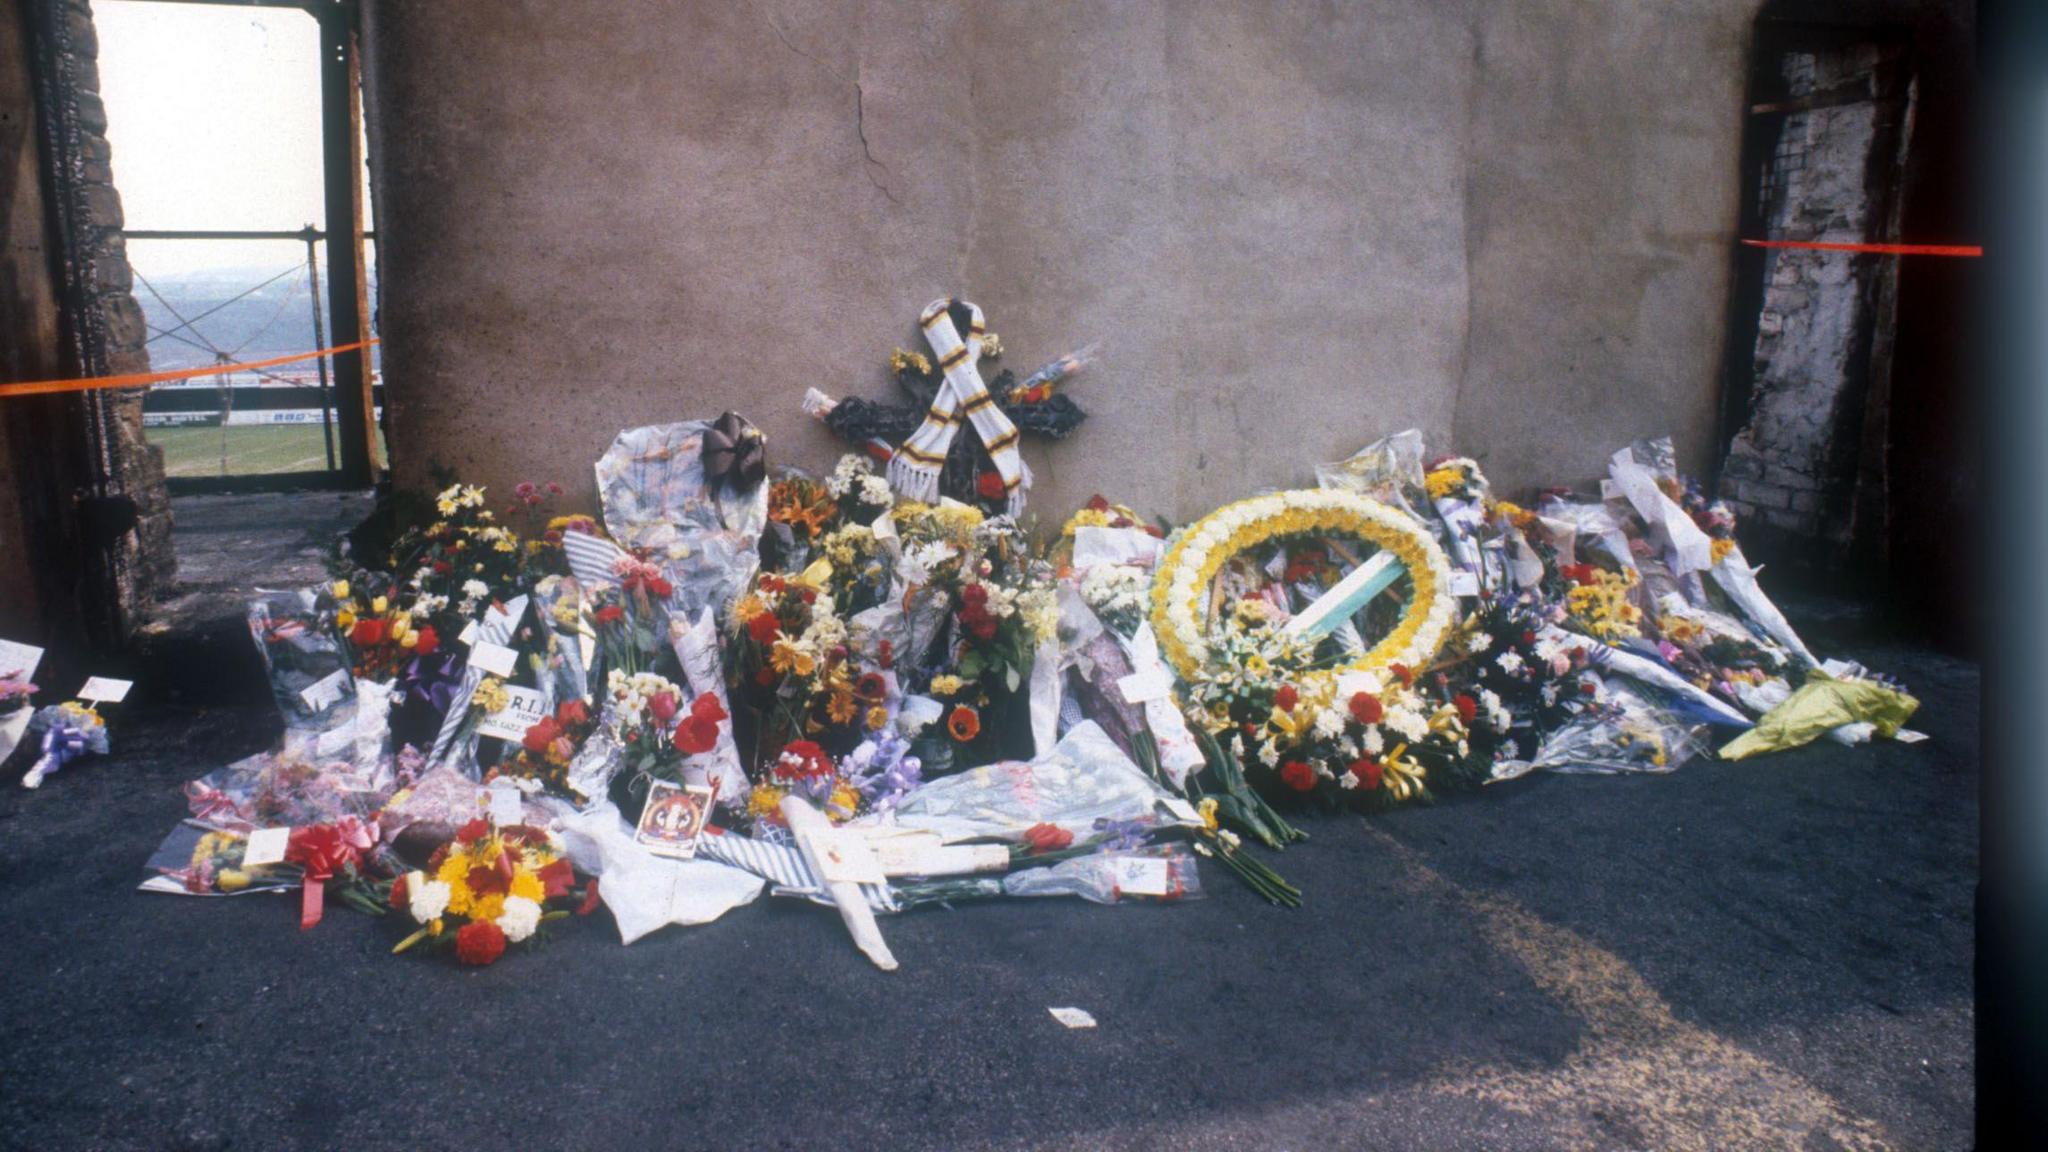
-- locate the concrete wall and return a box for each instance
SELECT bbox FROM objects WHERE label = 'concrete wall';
[365,0,1759,519]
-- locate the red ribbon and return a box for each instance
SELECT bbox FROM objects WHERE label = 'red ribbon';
[285,816,378,931]
[1741,239,1981,257]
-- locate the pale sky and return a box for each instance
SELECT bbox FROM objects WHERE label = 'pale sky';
[97,0,369,274]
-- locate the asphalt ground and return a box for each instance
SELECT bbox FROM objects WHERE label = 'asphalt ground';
[0,498,1977,1150]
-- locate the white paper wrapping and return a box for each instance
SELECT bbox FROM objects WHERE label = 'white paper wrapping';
[554,803,765,945]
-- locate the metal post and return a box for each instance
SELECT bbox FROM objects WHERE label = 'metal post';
[304,225,336,471]
[318,2,373,486]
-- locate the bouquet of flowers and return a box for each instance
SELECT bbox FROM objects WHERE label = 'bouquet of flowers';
[388,820,577,965]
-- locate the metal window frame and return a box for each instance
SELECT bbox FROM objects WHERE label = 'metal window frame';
[115,0,378,493]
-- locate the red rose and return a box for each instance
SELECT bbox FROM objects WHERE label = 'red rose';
[388,873,410,912]
[349,618,389,647]
[647,575,674,599]
[1348,692,1384,725]
[977,471,1008,501]
[693,694,728,724]
[1349,759,1383,790]
[455,920,507,966]
[969,616,998,642]
[556,699,590,726]
[674,713,720,755]
[522,716,562,754]
[413,625,440,657]
[1275,684,1299,712]
[960,584,988,608]
[1453,694,1478,725]
[594,604,625,625]
[746,613,780,644]
[1024,823,1073,853]
[648,691,679,724]
[1280,761,1318,792]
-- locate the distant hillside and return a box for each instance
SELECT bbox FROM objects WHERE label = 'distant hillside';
[133,262,379,373]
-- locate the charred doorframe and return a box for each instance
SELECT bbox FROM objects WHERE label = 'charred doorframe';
[1716,14,1914,558]
[103,0,380,493]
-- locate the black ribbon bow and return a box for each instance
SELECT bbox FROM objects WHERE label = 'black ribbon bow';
[702,411,767,490]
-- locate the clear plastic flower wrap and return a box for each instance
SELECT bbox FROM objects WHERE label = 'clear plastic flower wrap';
[594,420,768,623]
[139,821,302,896]
[894,844,1204,908]
[1491,682,1708,779]
[184,745,391,835]
[876,720,1180,844]
[248,588,358,731]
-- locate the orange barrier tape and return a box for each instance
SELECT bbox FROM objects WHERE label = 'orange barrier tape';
[1742,239,1982,257]
[0,338,381,399]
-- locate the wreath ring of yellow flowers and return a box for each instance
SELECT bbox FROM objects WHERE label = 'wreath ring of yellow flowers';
[1149,489,1457,690]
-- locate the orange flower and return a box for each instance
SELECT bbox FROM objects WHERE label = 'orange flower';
[947,704,981,743]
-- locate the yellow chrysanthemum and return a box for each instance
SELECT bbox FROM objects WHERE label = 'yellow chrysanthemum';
[733,593,768,623]
[509,871,545,903]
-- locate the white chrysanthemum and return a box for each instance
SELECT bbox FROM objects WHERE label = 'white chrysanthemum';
[1496,650,1525,675]
[407,873,450,924]
[1361,726,1385,756]
[1312,708,1345,740]
[1257,738,1280,767]
[1467,631,1493,654]
[860,475,894,507]
[496,895,543,943]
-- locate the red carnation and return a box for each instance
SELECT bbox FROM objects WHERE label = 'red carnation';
[1453,694,1478,725]
[960,584,989,608]
[647,575,674,599]
[977,471,1008,501]
[349,618,389,647]
[1085,495,1111,512]
[1024,823,1074,853]
[1349,759,1383,790]
[455,818,491,844]
[412,625,440,657]
[593,604,625,625]
[1275,684,1299,713]
[1390,663,1414,687]
[746,613,780,644]
[1348,692,1384,725]
[388,873,410,912]
[1280,761,1318,792]
[455,920,507,966]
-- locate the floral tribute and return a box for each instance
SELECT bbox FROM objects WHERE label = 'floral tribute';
[389,820,576,966]
[129,303,1916,967]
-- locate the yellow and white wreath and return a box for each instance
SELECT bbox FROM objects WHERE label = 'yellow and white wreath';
[1149,489,1457,688]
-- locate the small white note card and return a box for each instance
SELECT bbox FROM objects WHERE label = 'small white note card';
[0,639,43,682]
[474,685,547,741]
[243,827,291,866]
[458,620,480,647]
[77,677,133,704]
[1109,855,1171,896]
[299,669,350,712]
[485,780,525,826]
[468,642,519,678]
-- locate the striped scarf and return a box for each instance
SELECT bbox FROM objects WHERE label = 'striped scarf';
[887,298,1031,515]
